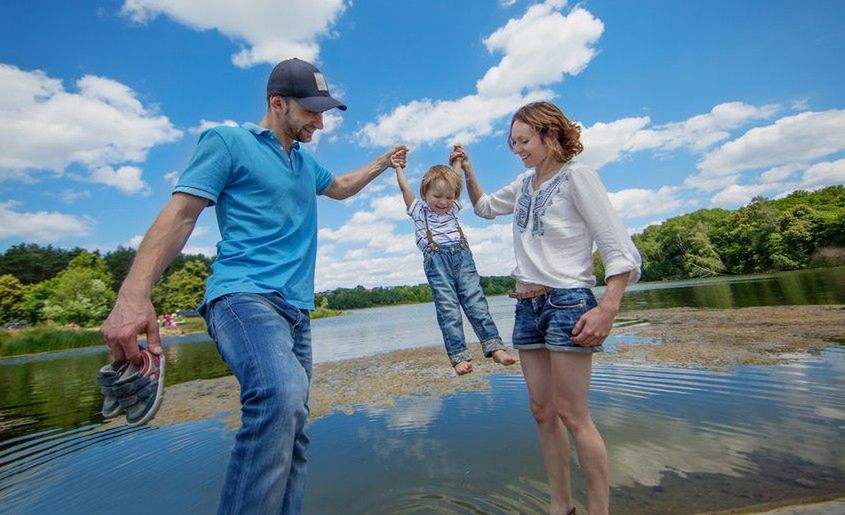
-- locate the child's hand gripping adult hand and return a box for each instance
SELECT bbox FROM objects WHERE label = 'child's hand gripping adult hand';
[449,144,468,172]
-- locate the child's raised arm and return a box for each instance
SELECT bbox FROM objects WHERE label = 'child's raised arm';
[392,161,415,209]
[449,144,484,207]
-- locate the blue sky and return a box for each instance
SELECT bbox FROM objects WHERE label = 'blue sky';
[1,0,843,290]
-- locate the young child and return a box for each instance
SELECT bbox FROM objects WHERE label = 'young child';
[393,156,517,375]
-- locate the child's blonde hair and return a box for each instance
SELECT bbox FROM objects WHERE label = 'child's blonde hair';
[419,165,462,198]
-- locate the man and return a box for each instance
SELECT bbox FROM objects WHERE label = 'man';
[102,58,407,514]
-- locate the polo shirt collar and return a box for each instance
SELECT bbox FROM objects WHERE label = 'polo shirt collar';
[243,123,300,151]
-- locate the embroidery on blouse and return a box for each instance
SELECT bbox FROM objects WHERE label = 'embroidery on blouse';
[532,172,567,236]
[515,176,532,233]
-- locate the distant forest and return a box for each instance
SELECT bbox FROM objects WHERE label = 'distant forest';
[0,186,842,322]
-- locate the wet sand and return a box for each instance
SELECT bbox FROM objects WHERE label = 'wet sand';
[103,304,845,513]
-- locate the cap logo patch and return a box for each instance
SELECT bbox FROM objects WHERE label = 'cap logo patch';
[313,72,328,92]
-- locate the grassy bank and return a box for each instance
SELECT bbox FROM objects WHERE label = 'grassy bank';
[0,307,344,358]
[0,325,103,357]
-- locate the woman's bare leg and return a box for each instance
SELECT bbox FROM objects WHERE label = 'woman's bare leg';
[520,349,575,515]
[550,351,608,515]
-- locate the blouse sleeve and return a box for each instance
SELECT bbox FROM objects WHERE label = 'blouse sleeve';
[570,165,642,284]
[473,175,522,219]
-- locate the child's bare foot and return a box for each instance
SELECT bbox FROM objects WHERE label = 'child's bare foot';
[492,349,518,366]
[454,361,473,375]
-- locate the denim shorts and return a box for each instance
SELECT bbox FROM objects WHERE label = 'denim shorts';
[512,287,601,353]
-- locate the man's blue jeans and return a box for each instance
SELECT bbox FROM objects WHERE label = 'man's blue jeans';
[423,243,505,366]
[202,292,312,515]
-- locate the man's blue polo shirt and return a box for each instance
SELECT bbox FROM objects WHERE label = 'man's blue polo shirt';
[174,123,334,310]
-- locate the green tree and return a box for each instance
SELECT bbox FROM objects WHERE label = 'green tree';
[0,243,83,284]
[714,197,779,274]
[634,209,728,280]
[768,205,821,269]
[103,246,137,292]
[151,259,210,314]
[0,274,27,323]
[20,278,58,324]
[41,252,116,326]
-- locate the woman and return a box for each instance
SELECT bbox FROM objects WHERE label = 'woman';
[451,101,641,515]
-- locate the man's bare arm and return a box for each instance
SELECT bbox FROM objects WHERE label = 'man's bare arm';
[102,193,207,363]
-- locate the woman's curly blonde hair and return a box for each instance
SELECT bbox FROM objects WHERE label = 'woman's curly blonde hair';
[509,101,583,164]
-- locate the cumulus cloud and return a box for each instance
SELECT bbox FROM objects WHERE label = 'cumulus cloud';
[607,186,684,219]
[579,117,651,169]
[164,170,180,187]
[189,119,239,135]
[798,158,845,189]
[0,201,94,243]
[760,163,805,183]
[579,102,779,170]
[315,194,515,290]
[121,0,347,67]
[0,64,181,193]
[87,166,150,195]
[477,1,602,97]
[690,109,845,190]
[356,0,602,148]
[357,91,551,148]
[303,110,344,148]
[709,183,777,209]
[59,189,92,205]
[636,102,779,153]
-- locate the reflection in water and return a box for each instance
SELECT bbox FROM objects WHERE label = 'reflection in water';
[1,268,844,513]
[0,348,843,513]
[619,266,845,310]
[364,396,444,433]
[303,348,845,514]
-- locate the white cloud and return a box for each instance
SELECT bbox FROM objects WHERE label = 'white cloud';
[88,166,150,196]
[189,119,239,135]
[59,189,92,204]
[640,102,779,153]
[579,117,651,169]
[182,245,217,257]
[315,192,516,290]
[303,110,343,148]
[356,0,600,148]
[607,186,684,219]
[121,0,348,67]
[164,170,180,187]
[693,109,845,185]
[760,163,805,183]
[477,2,602,97]
[357,91,551,148]
[709,183,777,209]
[0,201,94,243]
[579,102,779,170]
[0,65,182,189]
[799,158,845,189]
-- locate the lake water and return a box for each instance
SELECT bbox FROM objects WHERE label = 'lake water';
[1,267,844,514]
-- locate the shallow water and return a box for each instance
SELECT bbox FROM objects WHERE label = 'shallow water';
[2,346,842,514]
[1,268,844,513]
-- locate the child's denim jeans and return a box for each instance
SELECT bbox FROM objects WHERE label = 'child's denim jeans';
[423,242,506,366]
[202,292,312,515]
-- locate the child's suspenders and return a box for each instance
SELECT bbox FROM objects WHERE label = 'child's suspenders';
[424,211,468,252]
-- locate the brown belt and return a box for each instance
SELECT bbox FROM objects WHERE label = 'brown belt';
[508,287,554,299]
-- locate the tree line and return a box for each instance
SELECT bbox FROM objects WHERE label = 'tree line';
[632,185,844,281]
[0,186,842,325]
[0,245,212,327]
